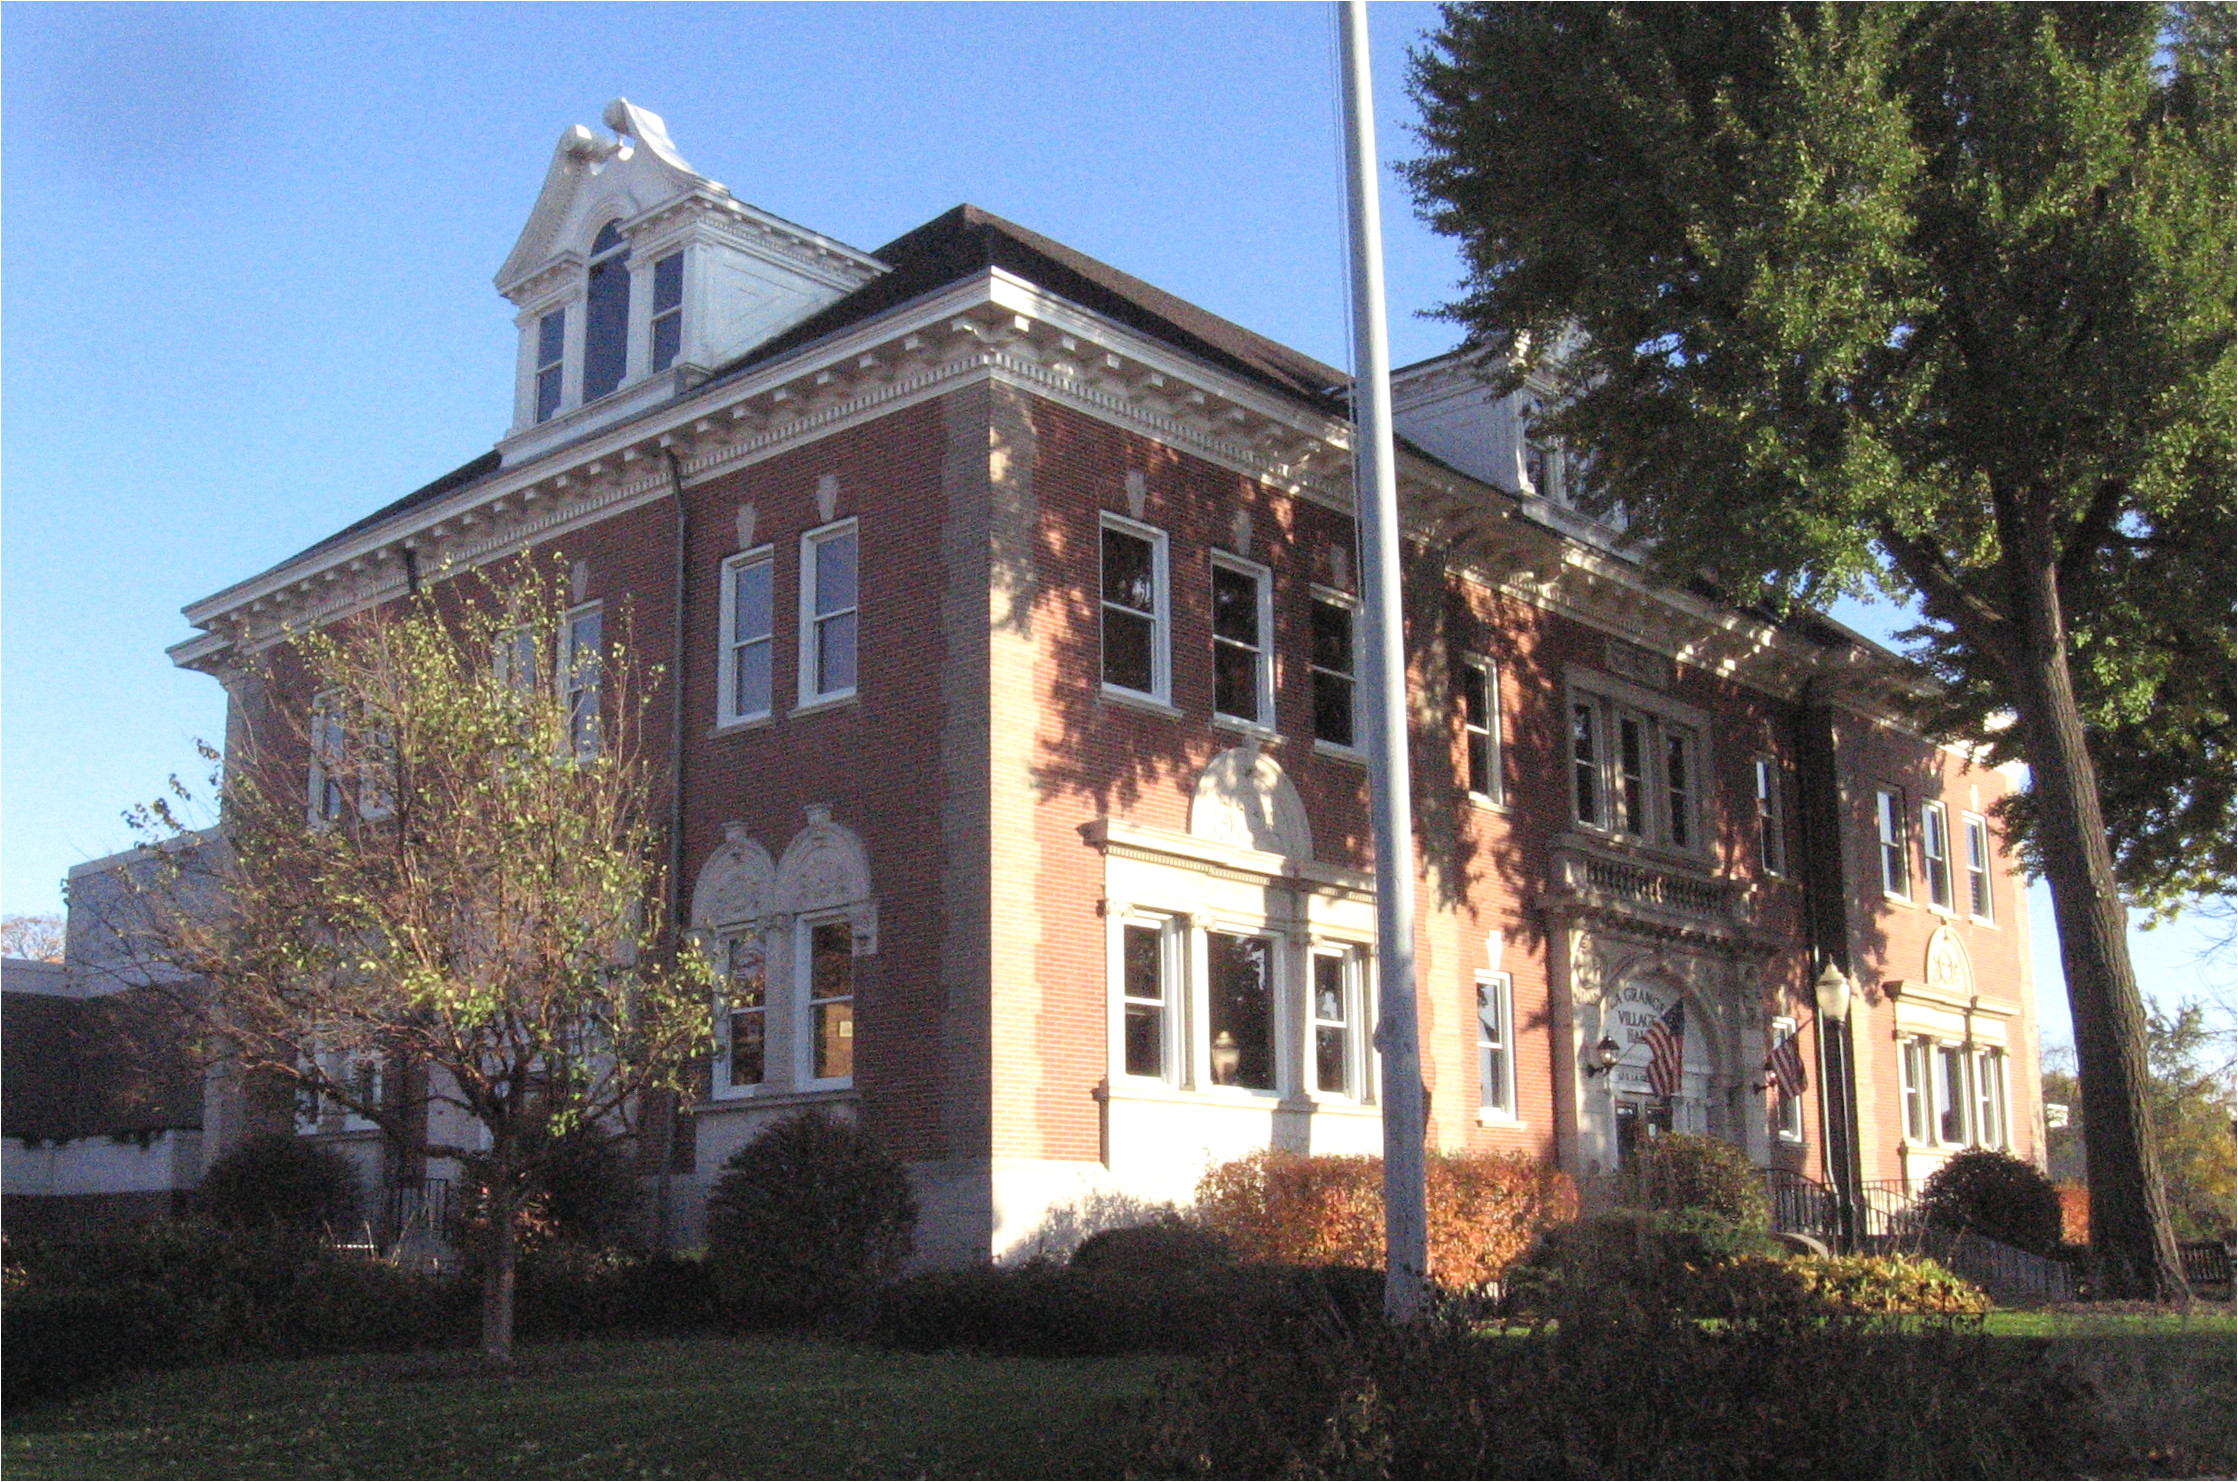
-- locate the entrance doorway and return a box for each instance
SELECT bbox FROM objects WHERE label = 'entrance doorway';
[1614,1096,1674,1163]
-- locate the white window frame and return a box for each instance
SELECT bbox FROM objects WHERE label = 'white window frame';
[797,518,859,708]
[1921,800,1954,911]
[1197,924,1282,1098]
[1111,912,1183,1087]
[1308,585,1360,753]
[1099,513,1171,707]
[1769,1015,1804,1142]
[1208,551,1276,732]
[1476,970,1517,1121]
[712,929,770,1100]
[796,911,856,1090]
[1963,813,1995,922]
[296,1045,382,1134]
[358,712,396,821]
[1567,677,1712,856]
[1460,654,1504,805]
[1974,1046,2008,1150]
[1308,944,1372,1102]
[1754,757,1785,876]
[1935,1041,1970,1146]
[1876,788,1911,899]
[558,601,604,760]
[648,251,685,373]
[717,545,777,726]
[1900,1036,1932,1144]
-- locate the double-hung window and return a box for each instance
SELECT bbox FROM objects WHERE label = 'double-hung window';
[1974,1048,2007,1149]
[1937,1044,1969,1144]
[583,221,631,401]
[1477,971,1515,1118]
[721,936,767,1092]
[1119,919,1175,1082]
[308,693,348,825]
[803,919,855,1084]
[1099,515,1169,702]
[650,252,684,373]
[534,308,566,424]
[1460,656,1502,802]
[1754,758,1785,875]
[1921,801,1953,910]
[1311,948,1367,1099]
[1210,554,1273,728]
[559,603,603,759]
[1309,590,1358,748]
[718,547,775,724]
[1570,689,1703,851]
[1876,789,1910,899]
[799,520,858,705]
[1963,814,1995,921]
[1571,699,1604,826]
[1900,1036,1933,1143]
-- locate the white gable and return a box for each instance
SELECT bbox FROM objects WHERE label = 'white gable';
[493,100,887,465]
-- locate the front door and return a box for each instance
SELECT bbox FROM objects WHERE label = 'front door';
[1614,1095,1674,1163]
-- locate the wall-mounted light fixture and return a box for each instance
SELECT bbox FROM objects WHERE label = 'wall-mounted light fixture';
[1584,1035,1621,1077]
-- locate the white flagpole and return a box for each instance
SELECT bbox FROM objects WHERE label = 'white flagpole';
[1338,0,1428,1324]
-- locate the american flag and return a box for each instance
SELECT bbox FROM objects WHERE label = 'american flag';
[1645,998,1687,1098]
[1766,1028,1808,1097]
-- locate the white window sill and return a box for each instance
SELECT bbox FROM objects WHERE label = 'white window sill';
[1776,1132,1806,1146]
[1213,716,1282,744]
[1102,1080,1282,1108]
[1476,1108,1525,1127]
[791,691,859,720]
[1969,915,1999,929]
[1467,791,1510,814]
[1101,685,1180,719]
[1312,739,1366,765]
[693,1085,859,1116]
[712,713,776,738]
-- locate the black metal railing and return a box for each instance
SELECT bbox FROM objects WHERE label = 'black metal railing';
[1762,1168,1840,1245]
[384,1177,450,1239]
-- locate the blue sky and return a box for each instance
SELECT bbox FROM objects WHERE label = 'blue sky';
[3,3,2226,1050]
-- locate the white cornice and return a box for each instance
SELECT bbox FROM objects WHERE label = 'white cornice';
[171,268,1915,721]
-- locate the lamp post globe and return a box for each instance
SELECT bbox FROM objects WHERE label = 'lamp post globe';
[1814,962,1852,1024]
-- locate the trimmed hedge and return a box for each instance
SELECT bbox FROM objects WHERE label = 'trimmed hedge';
[196,1134,362,1233]
[1918,1148,2063,1255]
[704,1110,918,1324]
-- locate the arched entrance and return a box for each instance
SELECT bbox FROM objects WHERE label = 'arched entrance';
[1605,976,1716,1162]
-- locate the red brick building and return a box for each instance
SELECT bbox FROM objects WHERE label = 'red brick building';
[168,101,2043,1260]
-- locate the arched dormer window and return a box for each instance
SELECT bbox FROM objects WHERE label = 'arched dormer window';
[583,220,631,402]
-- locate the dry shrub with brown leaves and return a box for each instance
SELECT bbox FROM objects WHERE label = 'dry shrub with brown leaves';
[1195,1149,1577,1287]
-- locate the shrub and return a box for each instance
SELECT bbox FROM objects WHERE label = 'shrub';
[1917,1148,2063,1255]
[1688,1253,1991,1319]
[873,1260,1382,1358]
[1614,1131,1769,1229]
[1505,1208,1784,1328]
[1195,1150,1576,1287]
[1070,1216,1233,1275]
[1134,1313,2095,1478]
[703,1110,917,1324]
[196,1134,362,1233]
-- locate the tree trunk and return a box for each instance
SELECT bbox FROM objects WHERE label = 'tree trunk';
[2003,538,2189,1301]
[480,1176,520,1364]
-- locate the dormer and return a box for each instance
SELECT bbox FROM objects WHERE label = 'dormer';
[493,99,887,466]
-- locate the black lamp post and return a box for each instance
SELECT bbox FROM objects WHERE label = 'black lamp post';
[1814,963,1859,1251]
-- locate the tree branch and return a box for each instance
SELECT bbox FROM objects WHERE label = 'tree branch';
[1874,518,2016,665]
[2057,476,2130,610]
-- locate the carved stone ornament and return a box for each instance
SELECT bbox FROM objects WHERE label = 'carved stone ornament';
[1924,925,1975,999]
[777,804,872,915]
[1188,746,1315,860]
[690,823,777,931]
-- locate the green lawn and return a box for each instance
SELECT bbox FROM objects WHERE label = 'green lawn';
[2,1336,1184,1481]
